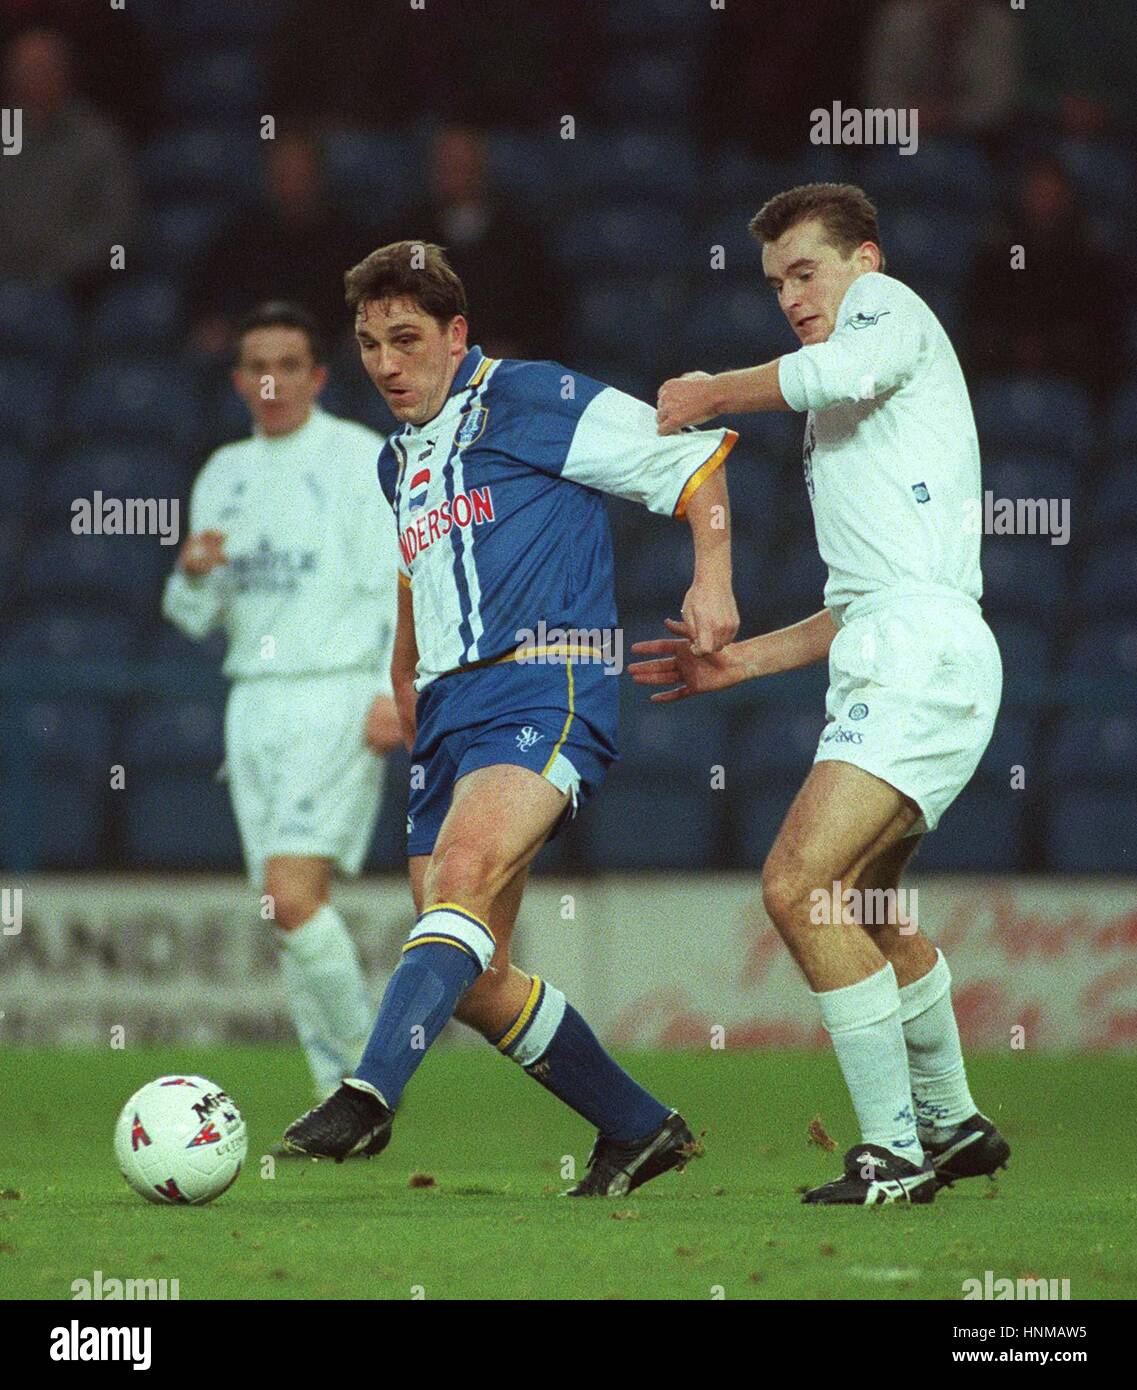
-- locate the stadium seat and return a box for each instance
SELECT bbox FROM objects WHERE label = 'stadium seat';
[148,200,232,266]
[977,711,1039,781]
[563,130,697,200]
[124,700,225,769]
[980,538,1069,617]
[984,616,1053,679]
[1057,138,1136,215]
[21,532,166,615]
[0,450,32,569]
[983,453,1079,514]
[698,209,766,281]
[15,698,115,776]
[732,707,823,781]
[971,376,1092,456]
[1089,458,1137,538]
[164,48,265,119]
[581,772,722,870]
[595,48,699,124]
[88,278,184,351]
[0,281,77,360]
[567,277,677,371]
[618,528,697,612]
[175,0,284,40]
[682,283,789,372]
[0,777,105,869]
[139,125,264,203]
[1048,790,1134,874]
[910,782,1026,871]
[0,357,59,450]
[553,203,689,272]
[865,140,995,212]
[1106,383,1137,447]
[145,621,228,673]
[1076,543,1137,614]
[598,0,713,37]
[124,773,242,869]
[1053,712,1137,781]
[323,130,414,216]
[569,359,653,403]
[44,447,189,524]
[733,777,805,868]
[619,686,735,782]
[1064,621,1137,677]
[65,360,202,447]
[1,606,141,663]
[770,536,828,612]
[704,146,843,204]
[885,206,980,287]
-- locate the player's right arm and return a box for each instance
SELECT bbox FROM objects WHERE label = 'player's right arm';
[628,608,837,703]
[390,574,418,750]
[160,466,229,638]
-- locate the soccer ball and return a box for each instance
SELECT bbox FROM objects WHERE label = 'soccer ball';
[113,1075,248,1206]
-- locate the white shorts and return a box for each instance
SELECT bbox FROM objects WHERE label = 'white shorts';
[224,670,388,886]
[814,591,1003,834]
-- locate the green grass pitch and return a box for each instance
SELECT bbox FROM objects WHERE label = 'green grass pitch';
[3,1046,1135,1300]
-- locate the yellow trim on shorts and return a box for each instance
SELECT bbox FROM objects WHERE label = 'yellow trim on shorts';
[672,429,738,518]
[496,975,543,1053]
[540,659,575,777]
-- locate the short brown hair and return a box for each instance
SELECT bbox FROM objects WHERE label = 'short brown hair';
[749,183,886,271]
[344,240,468,322]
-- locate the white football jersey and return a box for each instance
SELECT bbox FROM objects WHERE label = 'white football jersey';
[777,271,983,619]
[162,406,399,686]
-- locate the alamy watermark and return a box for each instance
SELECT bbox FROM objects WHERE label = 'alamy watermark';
[71,493,180,546]
[809,882,918,934]
[513,620,624,675]
[962,1271,1071,1301]
[962,493,1070,545]
[810,102,917,156]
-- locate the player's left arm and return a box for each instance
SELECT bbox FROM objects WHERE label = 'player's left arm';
[676,463,738,656]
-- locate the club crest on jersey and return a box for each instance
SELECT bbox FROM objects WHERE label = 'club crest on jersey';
[408,467,431,511]
[516,726,545,752]
[454,405,488,450]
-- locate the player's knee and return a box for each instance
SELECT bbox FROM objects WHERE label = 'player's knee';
[425,838,508,909]
[263,872,323,932]
[760,856,811,930]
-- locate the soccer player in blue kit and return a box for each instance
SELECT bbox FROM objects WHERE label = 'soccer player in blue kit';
[283,242,739,1194]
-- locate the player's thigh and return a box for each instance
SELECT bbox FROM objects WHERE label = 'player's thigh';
[424,763,568,902]
[763,759,922,913]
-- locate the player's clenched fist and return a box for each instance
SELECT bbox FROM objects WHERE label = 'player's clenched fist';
[656,370,718,435]
[178,529,228,577]
[627,618,746,703]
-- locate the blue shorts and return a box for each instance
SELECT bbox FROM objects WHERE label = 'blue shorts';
[406,656,619,858]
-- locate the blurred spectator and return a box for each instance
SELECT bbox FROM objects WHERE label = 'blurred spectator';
[699,0,868,159]
[864,0,1021,146]
[188,132,376,357]
[963,155,1128,404]
[268,0,595,130]
[0,27,138,297]
[0,0,160,143]
[1022,0,1137,134]
[386,126,565,360]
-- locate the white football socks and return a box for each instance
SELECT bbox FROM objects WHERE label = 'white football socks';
[275,904,373,1097]
[898,949,977,1133]
[814,961,923,1164]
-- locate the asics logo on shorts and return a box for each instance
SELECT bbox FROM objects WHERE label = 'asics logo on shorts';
[822,724,865,745]
[516,726,545,752]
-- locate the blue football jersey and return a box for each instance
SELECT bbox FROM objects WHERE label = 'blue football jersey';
[377,346,736,689]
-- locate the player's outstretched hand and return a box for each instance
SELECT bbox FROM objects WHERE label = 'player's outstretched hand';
[657,371,718,435]
[364,694,404,755]
[178,529,228,577]
[628,619,746,703]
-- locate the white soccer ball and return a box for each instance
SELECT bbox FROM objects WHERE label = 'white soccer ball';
[113,1075,248,1206]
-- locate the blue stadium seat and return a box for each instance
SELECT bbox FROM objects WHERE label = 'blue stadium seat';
[0,357,59,450]
[45,447,189,521]
[619,686,734,782]
[569,359,652,403]
[907,280,962,342]
[21,533,165,614]
[886,207,980,287]
[88,278,183,350]
[553,203,688,272]
[617,528,696,612]
[563,130,697,200]
[984,616,1053,678]
[149,200,232,265]
[734,777,804,868]
[982,453,1079,513]
[1057,138,1136,215]
[0,450,32,567]
[1106,383,1137,447]
[1,778,104,869]
[978,712,1038,781]
[971,376,1092,455]
[16,699,114,775]
[567,277,677,370]
[598,0,713,37]
[595,48,699,123]
[733,708,823,780]
[705,146,843,203]
[484,132,561,210]
[866,140,995,212]
[911,783,1025,871]
[1048,790,1134,873]
[2,606,140,663]
[139,125,263,203]
[146,622,228,671]
[176,0,283,40]
[581,772,721,870]
[1064,620,1137,676]
[682,284,789,372]
[1089,458,1137,538]
[1076,543,1137,613]
[65,360,202,446]
[164,48,264,118]
[124,774,242,869]
[980,538,1068,617]
[1053,712,1137,781]
[323,130,413,214]
[0,281,78,359]
[698,209,766,280]
[771,536,828,611]
[124,700,225,769]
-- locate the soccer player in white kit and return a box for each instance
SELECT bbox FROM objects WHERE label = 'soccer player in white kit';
[162,302,404,1100]
[637,184,1010,1204]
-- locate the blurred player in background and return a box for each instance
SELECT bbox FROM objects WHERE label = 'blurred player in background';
[638,184,1010,1206]
[284,243,739,1195]
[162,301,403,1101]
